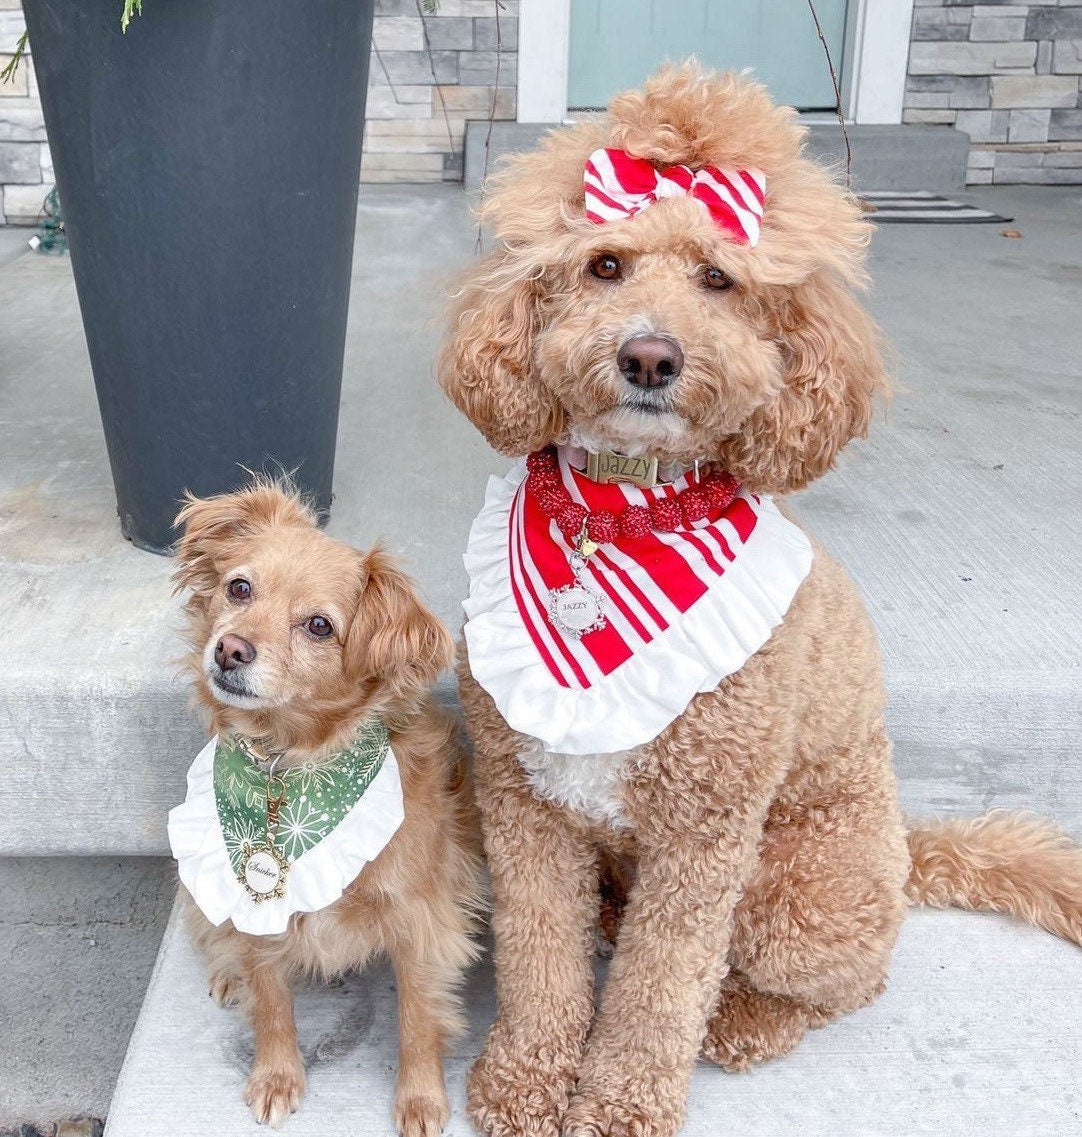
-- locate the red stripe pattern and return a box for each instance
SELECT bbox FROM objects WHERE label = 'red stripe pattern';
[508,456,763,690]
[583,147,766,246]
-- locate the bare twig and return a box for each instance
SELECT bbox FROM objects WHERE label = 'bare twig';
[476,0,504,253]
[805,0,851,188]
[415,0,458,161]
[373,42,407,106]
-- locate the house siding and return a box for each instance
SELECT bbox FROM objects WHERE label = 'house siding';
[906,1,1082,184]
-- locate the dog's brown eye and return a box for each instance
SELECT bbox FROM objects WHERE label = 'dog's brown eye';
[227,578,252,601]
[703,266,733,291]
[589,253,622,281]
[306,616,334,638]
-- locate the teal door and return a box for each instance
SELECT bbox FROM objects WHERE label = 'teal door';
[569,0,849,111]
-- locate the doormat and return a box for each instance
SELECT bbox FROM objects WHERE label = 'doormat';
[860,191,1011,224]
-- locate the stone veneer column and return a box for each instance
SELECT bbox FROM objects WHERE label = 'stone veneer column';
[365,0,518,183]
[0,0,50,224]
[906,1,1082,185]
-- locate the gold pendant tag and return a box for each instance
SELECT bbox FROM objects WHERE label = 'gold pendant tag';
[240,843,289,902]
[237,768,291,903]
[585,449,659,489]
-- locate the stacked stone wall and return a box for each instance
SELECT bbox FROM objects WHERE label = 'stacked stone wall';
[906,2,1082,183]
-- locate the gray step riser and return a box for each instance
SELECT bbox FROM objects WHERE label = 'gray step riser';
[464,122,970,192]
[2,676,1078,856]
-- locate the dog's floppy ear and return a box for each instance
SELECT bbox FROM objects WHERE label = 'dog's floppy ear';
[173,481,316,596]
[344,548,453,706]
[717,271,888,493]
[438,249,565,456]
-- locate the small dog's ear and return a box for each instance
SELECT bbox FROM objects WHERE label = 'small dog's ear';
[718,272,888,493]
[344,548,453,706]
[438,250,565,456]
[173,482,316,595]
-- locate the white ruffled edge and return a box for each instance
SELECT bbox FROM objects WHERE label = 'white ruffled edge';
[462,462,813,755]
[167,737,404,936]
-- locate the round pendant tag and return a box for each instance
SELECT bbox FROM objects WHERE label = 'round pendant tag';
[241,846,288,902]
[549,584,607,638]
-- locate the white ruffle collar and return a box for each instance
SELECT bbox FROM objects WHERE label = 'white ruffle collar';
[168,736,404,936]
[462,460,813,755]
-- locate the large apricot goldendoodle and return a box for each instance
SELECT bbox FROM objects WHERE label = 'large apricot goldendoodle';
[441,65,1081,1137]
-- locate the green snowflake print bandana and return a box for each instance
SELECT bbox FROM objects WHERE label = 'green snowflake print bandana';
[213,722,390,875]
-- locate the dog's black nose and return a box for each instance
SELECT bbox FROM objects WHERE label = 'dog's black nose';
[617,334,684,389]
[215,634,256,671]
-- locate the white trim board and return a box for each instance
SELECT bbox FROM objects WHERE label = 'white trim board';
[845,0,916,125]
[516,0,914,126]
[517,0,572,122]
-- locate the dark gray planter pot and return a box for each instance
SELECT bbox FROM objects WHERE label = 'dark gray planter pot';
[22,0,374,552]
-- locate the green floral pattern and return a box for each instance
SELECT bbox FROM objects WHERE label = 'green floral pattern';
[213,723,390,875]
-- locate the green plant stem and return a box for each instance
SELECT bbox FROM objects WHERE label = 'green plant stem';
[1,29,28,84]
[120,0,143,33]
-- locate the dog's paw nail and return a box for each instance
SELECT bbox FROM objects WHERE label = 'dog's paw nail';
[395,1092,450,1137]
[245,1064,305,1128]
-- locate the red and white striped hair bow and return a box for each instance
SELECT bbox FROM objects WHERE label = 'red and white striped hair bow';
[584,147,766,247]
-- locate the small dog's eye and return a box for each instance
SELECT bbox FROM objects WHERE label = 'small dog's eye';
[703,266,733,291]
[306,616,334,638]
[227,578,252,601]
[589,253,622,281]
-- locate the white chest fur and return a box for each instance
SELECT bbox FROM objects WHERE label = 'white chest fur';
[516,738,641,827]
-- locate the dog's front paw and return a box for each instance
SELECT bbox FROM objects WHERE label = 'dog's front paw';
[467,1038,575,1137]
[394,1090,450,1137]
[209,969,244,1007]
[562,1088,678,1137]
[244,1060,306,1127]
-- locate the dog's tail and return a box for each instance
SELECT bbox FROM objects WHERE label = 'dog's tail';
[905,811,1082,946]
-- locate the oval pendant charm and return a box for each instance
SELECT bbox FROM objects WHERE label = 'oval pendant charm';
[549,583,607,639]
[239,844,289,902]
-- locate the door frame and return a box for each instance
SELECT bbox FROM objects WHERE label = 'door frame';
[516,0,915,125]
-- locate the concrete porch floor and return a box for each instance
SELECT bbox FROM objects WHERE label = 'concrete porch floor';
[106,902,1080,1137]
[1,183,1080,1130]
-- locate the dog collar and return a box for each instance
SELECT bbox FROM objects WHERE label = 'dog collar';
[169,721,404,935]
[560,445,701,489]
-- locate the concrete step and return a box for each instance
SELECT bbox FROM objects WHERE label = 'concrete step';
[464,120,970,192]
[105,899,1082,1136]
[1,184,1079,856]
[0,857,175,1130]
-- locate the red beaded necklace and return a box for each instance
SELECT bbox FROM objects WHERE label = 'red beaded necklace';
[525,448,740,544]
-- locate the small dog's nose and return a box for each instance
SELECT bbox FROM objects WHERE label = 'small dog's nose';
[215,633,256,671]
[617,334,685,389]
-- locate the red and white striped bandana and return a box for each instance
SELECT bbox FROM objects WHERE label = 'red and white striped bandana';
[462,452,812,755]
[584,147,766,246]
[510,463,759,689]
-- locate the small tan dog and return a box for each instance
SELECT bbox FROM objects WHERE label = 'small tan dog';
[170,482,481,1133]
[440,65,1082,1137]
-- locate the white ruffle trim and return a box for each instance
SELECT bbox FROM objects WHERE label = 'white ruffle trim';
[167,737,404,936]
[463,463,813,755]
